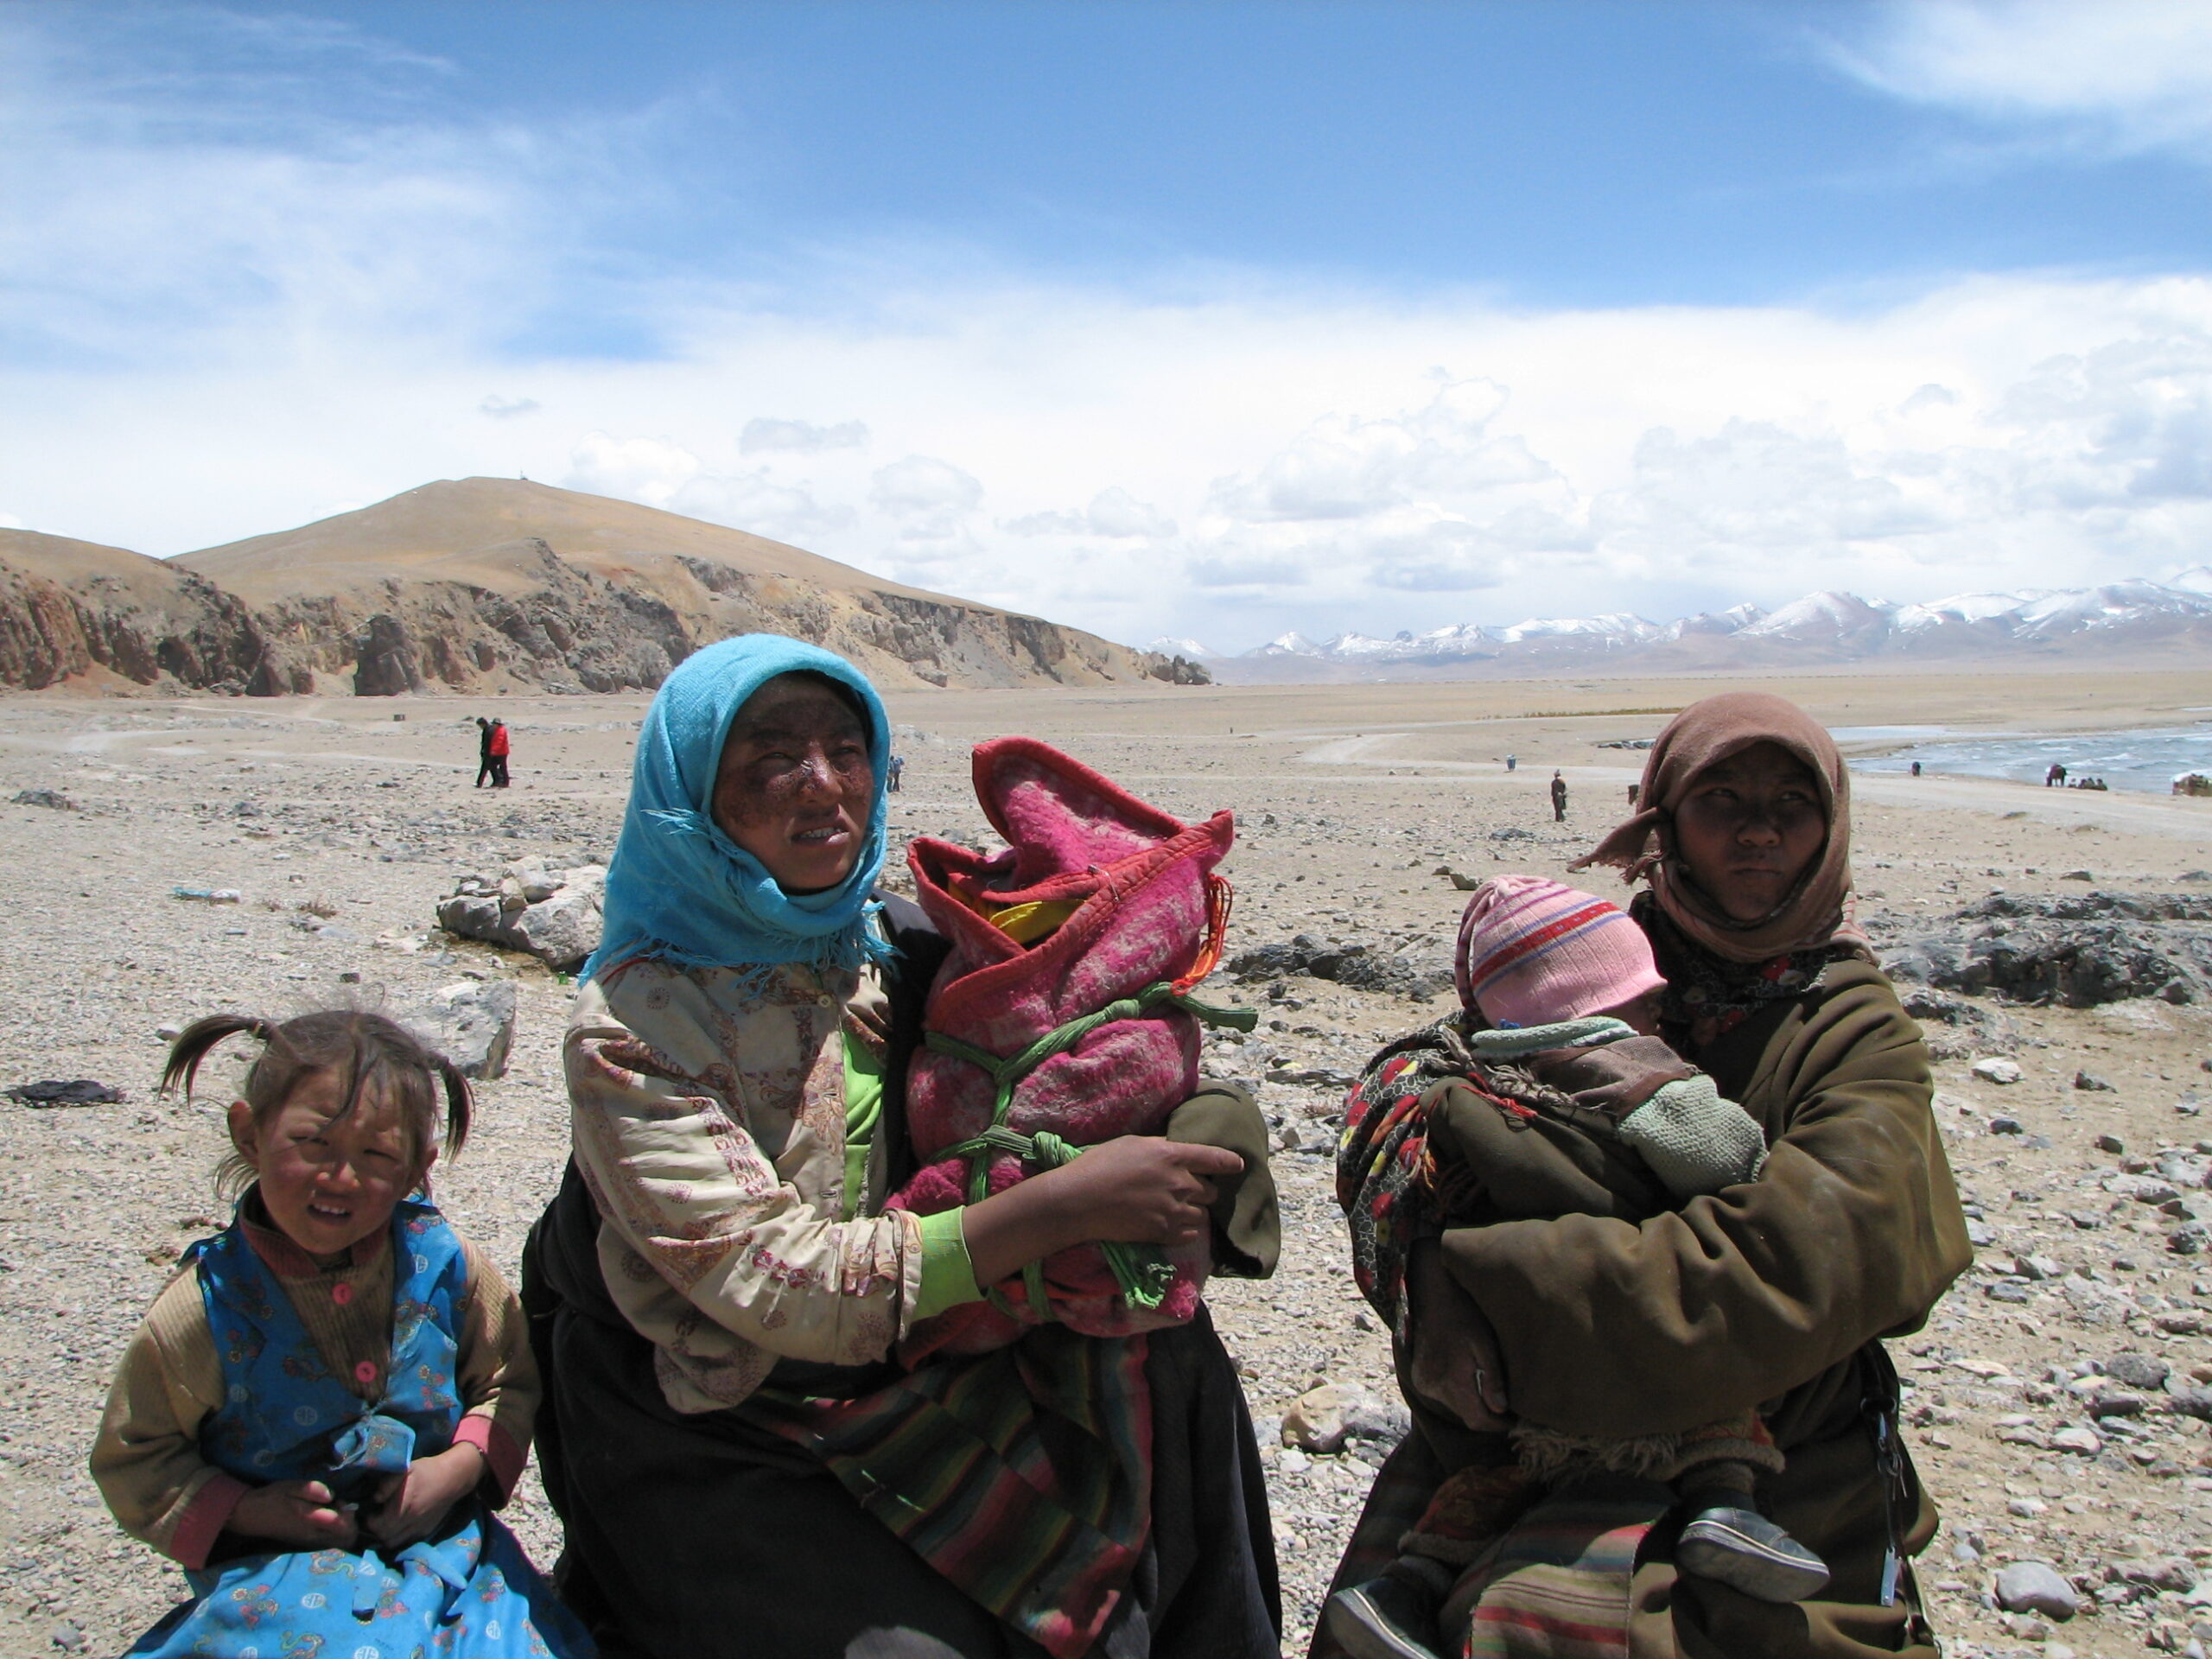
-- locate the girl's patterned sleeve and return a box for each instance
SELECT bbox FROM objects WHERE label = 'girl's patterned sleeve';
[451,1240,537,1504]
[88,1273,246,1569]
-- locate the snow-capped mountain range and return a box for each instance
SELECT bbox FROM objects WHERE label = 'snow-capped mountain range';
[1151,569,2212,683]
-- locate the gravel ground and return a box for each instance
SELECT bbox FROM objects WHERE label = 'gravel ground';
[1,683,2209,1658]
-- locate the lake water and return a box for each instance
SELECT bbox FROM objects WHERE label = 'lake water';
[1848,724,2212,794]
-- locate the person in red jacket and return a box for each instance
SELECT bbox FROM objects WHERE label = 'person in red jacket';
[487,719,511,788]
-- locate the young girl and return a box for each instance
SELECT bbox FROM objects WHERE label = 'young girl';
[92,1009,592,1659]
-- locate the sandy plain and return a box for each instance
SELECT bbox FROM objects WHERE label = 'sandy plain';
[1,665,2209,1659]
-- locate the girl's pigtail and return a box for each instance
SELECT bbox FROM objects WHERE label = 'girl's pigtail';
[159,1014,280,1101]
[435,1055,473,1158]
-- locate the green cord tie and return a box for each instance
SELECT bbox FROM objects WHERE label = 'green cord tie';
[926,979,1257,1319]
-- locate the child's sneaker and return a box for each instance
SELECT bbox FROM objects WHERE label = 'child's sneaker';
[1323,1557,1453,1659]
[1675,1505,1831,1602]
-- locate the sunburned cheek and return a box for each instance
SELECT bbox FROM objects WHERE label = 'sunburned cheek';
[715,776,804,835]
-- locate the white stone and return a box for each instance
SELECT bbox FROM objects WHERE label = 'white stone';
[1993,1560,2079,1620]
[1973,1057,2024,1085]
[437,864,603,970]
[401,980,518,1080]
[509,887,602,972]
[1282,1382,1378,1454]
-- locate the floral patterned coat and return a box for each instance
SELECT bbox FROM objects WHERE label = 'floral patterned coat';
[565,956,929,1414]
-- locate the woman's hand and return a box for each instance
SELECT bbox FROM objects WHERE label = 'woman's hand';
[1049,1136,1243,1245]
[363,1443,485,1549]
[229,1478,359,1549]
[962,1138,1246,1289]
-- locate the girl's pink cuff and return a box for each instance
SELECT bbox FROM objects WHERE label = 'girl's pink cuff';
[451,1414,525,1505]
[169,1472,250,1569]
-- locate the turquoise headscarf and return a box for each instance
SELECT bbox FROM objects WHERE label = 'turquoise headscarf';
[583,634,893,982]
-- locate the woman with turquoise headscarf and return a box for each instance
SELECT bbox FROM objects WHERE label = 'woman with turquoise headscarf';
[523,635,1284,1659]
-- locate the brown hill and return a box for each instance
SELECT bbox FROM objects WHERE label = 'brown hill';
[0,529,279,693]
[175,478,1195,694]
[0,479,1199,696]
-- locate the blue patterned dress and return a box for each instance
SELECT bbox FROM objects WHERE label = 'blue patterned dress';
[124,1199,593,1659]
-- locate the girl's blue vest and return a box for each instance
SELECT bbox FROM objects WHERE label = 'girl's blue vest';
[190,1195,468,1497]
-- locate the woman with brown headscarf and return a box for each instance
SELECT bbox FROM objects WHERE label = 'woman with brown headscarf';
[1319,692,1971,1659]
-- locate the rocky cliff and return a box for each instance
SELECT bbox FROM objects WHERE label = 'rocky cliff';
[2,480,1204,695]
[0,530,295,694]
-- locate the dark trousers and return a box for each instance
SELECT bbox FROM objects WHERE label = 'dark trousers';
[475,759,494,787]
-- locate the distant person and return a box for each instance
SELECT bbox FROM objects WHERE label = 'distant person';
[474,716,497,788]
[887,752,906,792]
[1627,782,1640,808]
[488,718,511,788]
[1504,753,1517,772]
[1910,760,1922,779]
[1550,769,1568,822]
[2047,762,2066,787]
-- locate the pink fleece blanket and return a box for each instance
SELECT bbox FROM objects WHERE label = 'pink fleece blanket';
[888,736,1237,1357]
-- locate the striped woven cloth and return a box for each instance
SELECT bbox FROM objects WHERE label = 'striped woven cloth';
[1452,1484,1669,1659]
[748,1326,1154,1659]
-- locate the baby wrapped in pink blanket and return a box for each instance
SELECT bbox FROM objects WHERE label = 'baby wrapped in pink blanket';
[887,737,1248,1357]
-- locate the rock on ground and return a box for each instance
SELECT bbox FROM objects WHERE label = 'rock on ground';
[1884,889,2212,1007]
[1994,1560,2081,1620]
[436,861,606,971]
[401,980,518,1080]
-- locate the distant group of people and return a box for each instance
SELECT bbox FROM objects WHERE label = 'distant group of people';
[2045,763,2107,790]
[93,642,1967,1659]
[474,716,510,788]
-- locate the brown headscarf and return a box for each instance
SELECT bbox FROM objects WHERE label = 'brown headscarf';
[1571,691,1863,965]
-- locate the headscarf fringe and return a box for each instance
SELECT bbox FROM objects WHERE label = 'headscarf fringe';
[598,903,895,991]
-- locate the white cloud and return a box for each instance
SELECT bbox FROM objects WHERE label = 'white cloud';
[868,455,983,540]
[1207,378,1552,523]
[1178,377,1582,608]
[563,432,701,509]
[740,416,869,454]
[563,432,853,543]
[1828,1,2212,157]
[480,396,539,418]
[670,470,855,545]
[1003,486,1176,538]
[1188,554,1308,589]
[1598,420,1938,559]
[1993,334,2212,505]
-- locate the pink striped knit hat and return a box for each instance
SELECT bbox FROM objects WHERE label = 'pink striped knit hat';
[1453,874,1667,1027]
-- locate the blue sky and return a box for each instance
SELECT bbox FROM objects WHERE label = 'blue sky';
[5,1,2212,651]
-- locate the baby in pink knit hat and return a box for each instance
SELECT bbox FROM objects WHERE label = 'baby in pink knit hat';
[1326,877,1827,1659]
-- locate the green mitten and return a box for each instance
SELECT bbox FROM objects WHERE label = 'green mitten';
[1616,1076,1767,1199]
